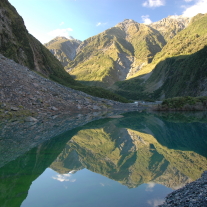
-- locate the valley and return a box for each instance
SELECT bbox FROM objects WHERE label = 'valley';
[0,0,207,206]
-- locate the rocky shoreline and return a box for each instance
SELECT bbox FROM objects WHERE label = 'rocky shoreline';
[159,171,207,207]
[0,53,141,168]
[0,109,130,168]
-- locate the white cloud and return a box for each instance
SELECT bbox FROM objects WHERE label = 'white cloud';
[148,199,165,207]
[48,28,73,38]
[96,22,108,27]
[60,22,64,26]
[184,0,193,2]
[52,173,76,182]
[169,15,180,19]
[142,0,165,8]
[146,182,156,191]
[141,15,153,24]
[182,0,207,17]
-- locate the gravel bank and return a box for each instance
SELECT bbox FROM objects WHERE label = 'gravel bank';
[159,171,207,207]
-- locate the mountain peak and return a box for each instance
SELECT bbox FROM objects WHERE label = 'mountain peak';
[68,36,75,40]
[115,19,137,28]
[54,36,69,40]
[151,15,190,26]
[123,19,136,23]
[149,15,191,41]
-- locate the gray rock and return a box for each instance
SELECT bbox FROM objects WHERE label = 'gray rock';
[108,115,124,118]
[51,106,58,111]
[25,116,38,122]
[93,105,101,110]
[10,107,19,111]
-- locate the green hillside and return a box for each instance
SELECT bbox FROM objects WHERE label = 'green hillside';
[114,13,207,100]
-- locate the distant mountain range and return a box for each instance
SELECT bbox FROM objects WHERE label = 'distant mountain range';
[45,14,207,100]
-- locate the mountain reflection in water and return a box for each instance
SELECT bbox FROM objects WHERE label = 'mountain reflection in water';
[0,112,207,207]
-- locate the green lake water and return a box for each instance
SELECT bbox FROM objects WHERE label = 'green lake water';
[0,111,207,207]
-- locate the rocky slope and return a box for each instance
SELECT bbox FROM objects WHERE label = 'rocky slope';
[0,0,130,103]
[0,54,137,120]
[159,171,207,207]
[45,36,81,66]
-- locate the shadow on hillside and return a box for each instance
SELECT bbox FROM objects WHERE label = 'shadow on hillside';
[113,46,207,100]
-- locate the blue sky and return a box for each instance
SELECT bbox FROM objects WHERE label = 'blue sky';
[8,0,207,43]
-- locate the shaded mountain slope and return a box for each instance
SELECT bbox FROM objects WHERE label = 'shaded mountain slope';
[0,0,76,86]
[114,46,207,100]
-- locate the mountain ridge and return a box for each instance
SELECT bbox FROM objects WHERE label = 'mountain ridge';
[45,15,191,90]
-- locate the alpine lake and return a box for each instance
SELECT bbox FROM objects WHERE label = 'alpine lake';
[0,111,207,207]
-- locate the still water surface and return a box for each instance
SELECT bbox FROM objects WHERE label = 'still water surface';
[0,112,207,207]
